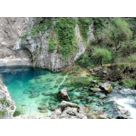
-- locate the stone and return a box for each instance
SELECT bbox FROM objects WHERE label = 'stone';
[103,70,108,74]
[56,87,70,100]
[99,82,113,93]
[77,88,83,91]
[49,106,57,111]
[39,110,47,113]
[99,94,107,99]
[89,92,94,96]
[98,115,108,119]
[45,101,87,119]
[42,92,53,96]
[89,69,93,73]
[38,106,47,110]
[90,88,102,92]
[91,80,97,84]
[117,106,130,116]
[29,93,39,98]
[87,98,93,103]
[67,87,75,91]
[72,100,80,104]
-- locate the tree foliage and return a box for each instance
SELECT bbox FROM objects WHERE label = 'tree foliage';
[92,48,112,66]
[103,18,132,50]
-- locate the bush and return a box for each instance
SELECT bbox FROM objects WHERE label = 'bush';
[122,78,136,88]
[69,76,92,87]
[92,48,112,66]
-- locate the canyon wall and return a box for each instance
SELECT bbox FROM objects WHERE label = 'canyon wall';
[0,17,95,71]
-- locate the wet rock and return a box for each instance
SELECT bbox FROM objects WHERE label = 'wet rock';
[56,87,70,100]
[42,92,53,96]
[45,101,87,119]
[29,93,39,98]
[87,97,93,103]
[89,92,94,96]
[90,88,102,92]
[103,70,108,74]
[38,106,47,110]
[72,100,80,104]
[98,115,108,119]
[13,110,21,117]
[67,87,75,91]
[49,106,57,111]
[89,69,93,73]
[23,90,30,94]
[99,82,113,93]
[117,106,130,116]
[77,88,83,91]
[39,110,47,113]
[91,80,97,84]
[99,94,107,99]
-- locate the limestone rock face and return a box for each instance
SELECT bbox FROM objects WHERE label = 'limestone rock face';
[0,17,94,71]
[0,78,16,119]
[56,87,70,100]
[19,18,88,72]
[0,17,32,66]
[45,101,87,119]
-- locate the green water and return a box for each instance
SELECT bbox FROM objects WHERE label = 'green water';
[1,66,128,118]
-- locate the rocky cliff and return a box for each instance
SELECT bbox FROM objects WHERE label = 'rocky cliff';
[0,77,16,119]
[0,17,32,66]
[0,17,94,71]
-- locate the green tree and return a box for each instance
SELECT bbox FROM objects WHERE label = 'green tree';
[104,18,132,51]
[92,48,112,66]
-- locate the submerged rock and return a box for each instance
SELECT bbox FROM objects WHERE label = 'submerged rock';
[99,94,107,99]
[38,106,47,110]
[56,87,70,100]
[67,87,75,91]
[42,92,53,96]
[39,110,47,113]
[90,88,102,92]
[29,93,39,98]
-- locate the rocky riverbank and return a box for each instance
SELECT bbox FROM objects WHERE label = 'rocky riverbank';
[0,78,16,119]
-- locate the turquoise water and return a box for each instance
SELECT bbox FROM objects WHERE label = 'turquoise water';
[0,66,68,117]
[1,66,136,118]
[0,66,113,118]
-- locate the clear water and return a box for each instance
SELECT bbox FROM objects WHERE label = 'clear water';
[1,66,136,118]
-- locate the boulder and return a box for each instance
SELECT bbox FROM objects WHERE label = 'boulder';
[45,101,87,119]
[56,87,70,100]
[67,87,75,91]
[90,88,102,92]
[99,94,107,99]
[38,106,47,110]
[99,82,113,93]
[117,106,130,116]
[91,80,97,84]
[42,92,53,96]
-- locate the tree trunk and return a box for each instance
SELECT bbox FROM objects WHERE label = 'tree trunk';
[100,58,102,66]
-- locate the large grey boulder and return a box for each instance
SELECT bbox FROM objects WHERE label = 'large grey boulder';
[90,88,102,92]
[99,82,113,93]
[56,87,70,100]
[45,101,87,119]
